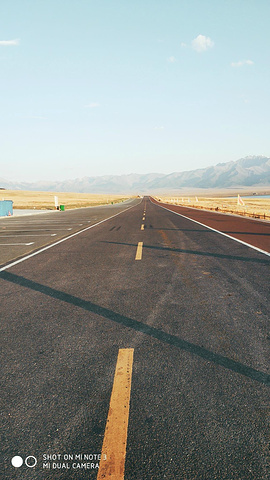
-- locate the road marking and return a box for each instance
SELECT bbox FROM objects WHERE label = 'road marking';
[0,202,141,272]
[98,348,134,480]
[142,216,145,221]
[141,224,144,230]
[0,242,34,246]
[0,234,57,237]
[152,199,270,257]
[2,222,82,225]
[0,228,72,231]
[135,241,143,260]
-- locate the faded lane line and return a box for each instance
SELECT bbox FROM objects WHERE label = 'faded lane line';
[141,224,145,230]
[0,228,73,231]
[135,241,143,260]
[6,224,79,227]
[142,216,145,221]
[98,348,134,480]
[0,242,34,246]
[0,234,57,237]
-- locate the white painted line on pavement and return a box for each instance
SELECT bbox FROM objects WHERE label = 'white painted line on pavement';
[0,201,141,272]
[152,199,270,258]
[0,234,57,237]
[0,228,72,231]
[0,242,34,246]
[2,222,82,225]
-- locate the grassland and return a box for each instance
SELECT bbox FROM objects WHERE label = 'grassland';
[0,190,132,210]
[155,195,270,221]
[1,189,269,220]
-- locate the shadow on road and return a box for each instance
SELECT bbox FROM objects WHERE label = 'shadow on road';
[143,227,270,236]
[101,240,270,264]
[1,271,269,386]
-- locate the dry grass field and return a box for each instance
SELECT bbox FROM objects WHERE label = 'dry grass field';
[0,190,132,210]
[156,195,270,221]
[1,189,269,220]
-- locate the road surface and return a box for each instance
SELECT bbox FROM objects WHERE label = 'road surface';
[1,197,269,479]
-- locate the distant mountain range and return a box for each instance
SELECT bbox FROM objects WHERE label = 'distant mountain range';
[1,156,270,193]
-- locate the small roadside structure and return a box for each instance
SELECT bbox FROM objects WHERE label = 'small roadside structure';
[0,200,13,216]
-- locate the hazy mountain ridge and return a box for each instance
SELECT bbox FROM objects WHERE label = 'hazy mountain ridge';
[1,156,269,193]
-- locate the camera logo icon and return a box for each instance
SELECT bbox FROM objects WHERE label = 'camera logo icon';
[11,455,37,468]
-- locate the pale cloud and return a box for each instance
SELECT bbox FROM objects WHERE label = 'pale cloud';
[0,39,20,46]
[85,102,100,108]
[180,42,187,48]
[28,115,47,120]
[154,126,164,130]
[192,35,214,52]
[167,56,177,63]
[14,114,47,120]
[231,59,254,67]
[241,95,250,104]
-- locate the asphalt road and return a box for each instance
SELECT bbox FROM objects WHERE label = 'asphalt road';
[152,197,270,253]
[0,198,139,267]
[1,197,269,479]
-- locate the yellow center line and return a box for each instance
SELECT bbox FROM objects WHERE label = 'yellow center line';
[97,349,134,480]
[142,216,145,221]
[135,241,143,260]
[141,224,144,230]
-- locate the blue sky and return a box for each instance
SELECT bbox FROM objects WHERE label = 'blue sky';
[1,0,270,182]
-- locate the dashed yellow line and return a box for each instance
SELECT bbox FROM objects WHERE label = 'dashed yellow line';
[135,241,143,260]
[141,224,144,230]
[97,349,134,480]
[142,216,145,221]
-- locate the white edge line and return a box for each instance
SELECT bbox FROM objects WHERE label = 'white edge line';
[150,198,270,258]
[0,201,142,272]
